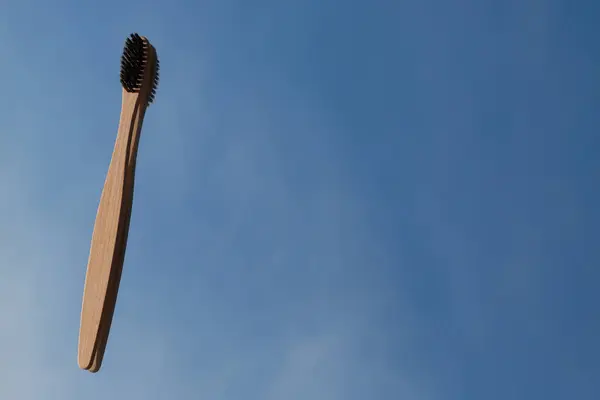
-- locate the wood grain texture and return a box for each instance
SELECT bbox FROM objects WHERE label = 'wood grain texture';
[78,38,157,372]
[88,103,143,372]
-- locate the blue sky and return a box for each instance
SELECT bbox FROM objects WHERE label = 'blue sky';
[0,0,599,398]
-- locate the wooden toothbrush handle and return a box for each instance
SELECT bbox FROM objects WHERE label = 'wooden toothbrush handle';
[87,99,146,372]
[78,92,145,370]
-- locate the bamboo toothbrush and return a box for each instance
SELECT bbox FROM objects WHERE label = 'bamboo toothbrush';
[78,33,160,372]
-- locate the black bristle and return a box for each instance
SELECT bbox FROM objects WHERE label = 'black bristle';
[148,57,160,104]
[120,33,160,105]
[120,33,149,92]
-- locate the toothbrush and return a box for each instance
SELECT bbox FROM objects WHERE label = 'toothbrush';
[78,33,159,372]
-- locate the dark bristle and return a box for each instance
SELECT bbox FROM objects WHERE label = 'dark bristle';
[120,33,149,93]
[148,57,160,104]
[120,33,160,105]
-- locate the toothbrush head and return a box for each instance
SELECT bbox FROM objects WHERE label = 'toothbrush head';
[120,33,159,104]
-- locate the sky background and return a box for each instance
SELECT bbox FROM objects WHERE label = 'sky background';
[0,0,599,399]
